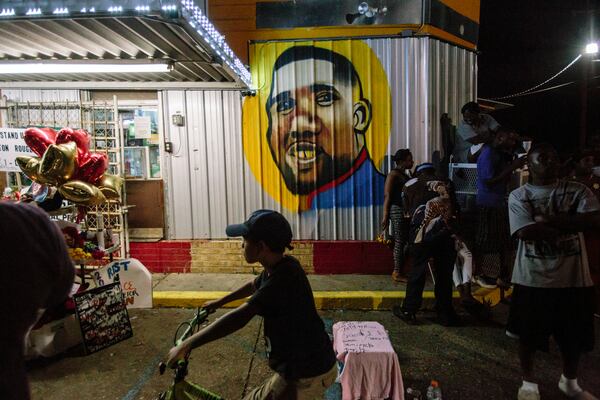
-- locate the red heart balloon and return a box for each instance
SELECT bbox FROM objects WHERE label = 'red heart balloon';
[56,128,91,162]
[24,127,57,157]
[74,152,108,184]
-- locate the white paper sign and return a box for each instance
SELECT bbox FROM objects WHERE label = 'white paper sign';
[91,258,153,309]
[0,128,34,171]
[133,116,151,139]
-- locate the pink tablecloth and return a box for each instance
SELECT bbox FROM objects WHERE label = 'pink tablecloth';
[333,321,404,400]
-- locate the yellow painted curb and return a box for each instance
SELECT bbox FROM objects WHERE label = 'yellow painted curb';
[153,290,460,310]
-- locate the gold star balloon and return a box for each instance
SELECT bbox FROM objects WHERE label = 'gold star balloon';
[39,142,77,185]
[16,156,44,183]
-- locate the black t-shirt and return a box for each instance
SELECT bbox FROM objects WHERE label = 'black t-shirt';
[248,256,336,379]
[390,170,410,208]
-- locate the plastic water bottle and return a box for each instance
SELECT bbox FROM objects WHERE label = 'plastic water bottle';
[406,387,422,399]
[426,380,442,399]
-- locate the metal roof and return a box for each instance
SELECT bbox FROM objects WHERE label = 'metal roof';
[0,1,251,89]
[477,98,514,111]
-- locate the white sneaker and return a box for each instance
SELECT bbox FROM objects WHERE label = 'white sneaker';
[558,375,598,399]
[518,386,541,400]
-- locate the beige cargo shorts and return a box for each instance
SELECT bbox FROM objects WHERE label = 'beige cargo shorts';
[243,364,337,400]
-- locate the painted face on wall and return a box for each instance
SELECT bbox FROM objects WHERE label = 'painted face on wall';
[266,55,371,195]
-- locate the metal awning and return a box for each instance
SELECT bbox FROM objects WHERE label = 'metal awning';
[0,1,251,89]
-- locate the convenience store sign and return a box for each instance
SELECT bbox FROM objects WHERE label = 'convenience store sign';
[0,128,34,172]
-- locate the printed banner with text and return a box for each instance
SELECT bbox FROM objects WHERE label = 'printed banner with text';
[0,128,34,172]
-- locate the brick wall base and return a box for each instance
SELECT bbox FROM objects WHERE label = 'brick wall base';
[130,240,393,275]
[129,241,191,273]
[190,240,314,273]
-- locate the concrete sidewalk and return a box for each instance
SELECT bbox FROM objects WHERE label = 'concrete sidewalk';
[151,273,504,310]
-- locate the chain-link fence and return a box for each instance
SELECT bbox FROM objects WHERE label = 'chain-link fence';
[449,162,478,194]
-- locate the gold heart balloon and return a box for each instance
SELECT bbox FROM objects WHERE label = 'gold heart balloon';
[59,180,107,206]
[39,142,77,185]
[98,173,124,200]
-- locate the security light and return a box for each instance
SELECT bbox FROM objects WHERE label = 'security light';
[585,42,598,54]
[346,2,388,24]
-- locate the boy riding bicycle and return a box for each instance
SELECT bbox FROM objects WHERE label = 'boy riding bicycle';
[165,210,337,399]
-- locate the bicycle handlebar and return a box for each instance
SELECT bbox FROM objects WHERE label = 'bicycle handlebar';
[159,359,188,375]
[174,307,212,346]
[159,307,215,374]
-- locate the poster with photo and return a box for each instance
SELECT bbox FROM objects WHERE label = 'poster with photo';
[74,282,133,354]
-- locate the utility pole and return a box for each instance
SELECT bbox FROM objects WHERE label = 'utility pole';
[579,0,593,150]
[579,56,590,150]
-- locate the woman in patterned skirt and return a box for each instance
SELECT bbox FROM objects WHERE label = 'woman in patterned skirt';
[382,149,414,282]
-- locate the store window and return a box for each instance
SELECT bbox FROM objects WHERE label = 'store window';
[122,108,161,179]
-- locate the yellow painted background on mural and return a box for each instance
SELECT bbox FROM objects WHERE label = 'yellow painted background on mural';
[242,40,391,212]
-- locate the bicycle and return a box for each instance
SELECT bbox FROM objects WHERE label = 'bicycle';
[158,308,224,400]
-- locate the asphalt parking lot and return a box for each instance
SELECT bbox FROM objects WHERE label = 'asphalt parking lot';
[27,307,600,399]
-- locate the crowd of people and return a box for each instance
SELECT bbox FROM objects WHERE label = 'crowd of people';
[381,101,600,400]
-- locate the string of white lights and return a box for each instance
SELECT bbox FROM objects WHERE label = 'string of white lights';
[491,54,582,100]
[179,0,252,87]
[502,73,600,98]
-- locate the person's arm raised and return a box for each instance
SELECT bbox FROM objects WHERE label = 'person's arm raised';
[202,280,256,312]
[486,156,527,186]
[166,302,258,367]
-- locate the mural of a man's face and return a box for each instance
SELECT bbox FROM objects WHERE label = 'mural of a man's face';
[266,50,371,195]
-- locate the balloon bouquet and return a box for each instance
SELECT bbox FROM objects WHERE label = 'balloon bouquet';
[16,127,123,208]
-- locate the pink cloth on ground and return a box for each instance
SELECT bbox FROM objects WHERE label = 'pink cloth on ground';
[333,321,404,400]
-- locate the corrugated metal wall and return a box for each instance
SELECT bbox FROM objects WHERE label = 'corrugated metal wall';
[162,90,249,239]
[368,37,477,165]
[161,37,477,241]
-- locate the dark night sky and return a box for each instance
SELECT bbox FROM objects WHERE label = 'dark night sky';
[478,0,599,153]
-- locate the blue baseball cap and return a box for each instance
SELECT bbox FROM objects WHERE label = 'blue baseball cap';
[226,209,293,251]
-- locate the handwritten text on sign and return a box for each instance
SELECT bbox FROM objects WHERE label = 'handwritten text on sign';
[92,258,152,309]
[333,321,394,354]
[0,128,34,172]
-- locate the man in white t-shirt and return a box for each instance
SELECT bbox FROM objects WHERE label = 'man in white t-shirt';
[507,143,599,400]
[453,102,500,163]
